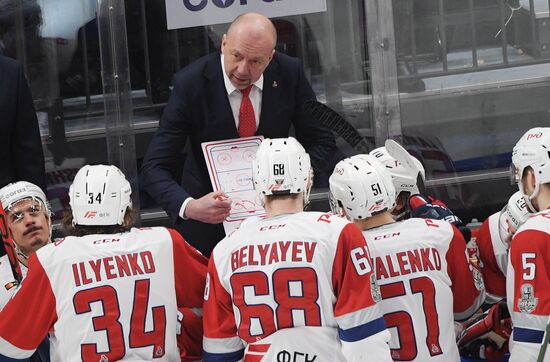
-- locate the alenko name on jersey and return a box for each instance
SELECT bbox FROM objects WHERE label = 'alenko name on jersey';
[231,241,317,272]
[374,246,442,280]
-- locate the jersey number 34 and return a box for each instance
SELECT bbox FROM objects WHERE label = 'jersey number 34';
[73,279,166,360]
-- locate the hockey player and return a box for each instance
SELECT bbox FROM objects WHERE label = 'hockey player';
[203,137,391,362]
[0,181,52,278]
[367,146,425,220]
[366,146,472,242]
[454,191,530,361]
[507,127,550,361]
[329,156,485,361]
[0,165,208,361]
[473,191,531,304]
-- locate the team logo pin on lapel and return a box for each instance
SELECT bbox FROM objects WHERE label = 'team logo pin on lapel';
[272,81,278,88]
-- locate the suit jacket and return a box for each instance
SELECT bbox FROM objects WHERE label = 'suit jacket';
[140,51,335,255]
[0,55,46,192]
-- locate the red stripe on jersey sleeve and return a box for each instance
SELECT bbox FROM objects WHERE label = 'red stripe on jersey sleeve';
[0,254,57,351]
[203,258,239,339]
[476,219,506,298]
[168,228,208,309]
[332,223,378,318]
[509,228,550,315]
[446,225,482,316]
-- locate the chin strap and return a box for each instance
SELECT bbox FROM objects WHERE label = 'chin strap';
[15,245,29,266]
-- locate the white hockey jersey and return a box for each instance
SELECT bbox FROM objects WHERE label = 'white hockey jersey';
[203,212,392,362]
[507,210,550,362]
[364,218,485,361]
[0,227,207,361]
[472,211,509,303]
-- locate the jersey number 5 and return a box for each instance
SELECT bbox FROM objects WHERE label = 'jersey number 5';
[73,279,166,360]
[380,276,442,360]
[230,267,321,342]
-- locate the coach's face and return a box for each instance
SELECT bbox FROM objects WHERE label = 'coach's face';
[221,29,275,90]
[7,199,51,260]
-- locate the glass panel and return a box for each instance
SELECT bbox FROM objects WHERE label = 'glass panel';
[129,1,373,213]
[0,0,108,223]
[2,0,373,221]
[389,0,550,222]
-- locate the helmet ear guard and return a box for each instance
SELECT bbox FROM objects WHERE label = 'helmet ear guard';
[69,165,132,226]
[329,155,396,221]
[252,137,312,206]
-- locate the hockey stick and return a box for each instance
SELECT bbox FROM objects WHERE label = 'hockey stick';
[0,202,22,284]
[302,100,371,154]
[385,139,427,194]
[537,315,550,362]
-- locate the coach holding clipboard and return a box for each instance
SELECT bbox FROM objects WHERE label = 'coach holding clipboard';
[140,12,335,256]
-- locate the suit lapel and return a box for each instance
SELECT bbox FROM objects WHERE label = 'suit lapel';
[257,58,282,136]
[204,54,240,139]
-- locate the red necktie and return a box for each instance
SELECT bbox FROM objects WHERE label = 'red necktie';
[238,85,256,137]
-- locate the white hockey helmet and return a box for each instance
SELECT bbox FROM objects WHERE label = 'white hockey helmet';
[329,155,396,220]
[0,181,51,217]
[498,191,532,246]
[69,165,132,226]
[253,137,312,203]
[511,127,550,212]
[366,146,425,197]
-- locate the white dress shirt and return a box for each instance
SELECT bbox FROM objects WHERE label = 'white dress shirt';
[179,54,264,219]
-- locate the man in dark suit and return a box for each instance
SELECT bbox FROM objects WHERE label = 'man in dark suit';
[140,13,335,256]
[0,55,46,192]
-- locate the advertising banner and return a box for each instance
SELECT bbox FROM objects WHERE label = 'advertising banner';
[165,0,327,29]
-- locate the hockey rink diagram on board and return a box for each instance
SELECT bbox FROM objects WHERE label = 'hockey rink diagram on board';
[202,136,265,233]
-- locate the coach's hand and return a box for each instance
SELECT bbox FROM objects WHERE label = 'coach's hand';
[185,191,232,224]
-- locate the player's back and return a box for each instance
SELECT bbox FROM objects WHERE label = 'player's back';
[209,211,381,344]
[35,227,181,361]
[507,210,550,361]
[364,218,483,361]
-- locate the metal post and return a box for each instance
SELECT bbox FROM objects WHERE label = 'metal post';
[498,0,509,64]
[468,0,478,67]
[437,0,448,71]
[364,0,402,144]
[97,0,141,224]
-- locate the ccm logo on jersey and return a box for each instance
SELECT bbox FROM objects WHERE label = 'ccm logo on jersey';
[92,238,120,244]
[260,224,286,231]
[374,232,401,240]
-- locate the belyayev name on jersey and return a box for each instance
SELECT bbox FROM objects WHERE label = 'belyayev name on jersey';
[231,241,317,272]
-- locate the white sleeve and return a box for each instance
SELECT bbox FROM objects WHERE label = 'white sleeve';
[341,328,392,362]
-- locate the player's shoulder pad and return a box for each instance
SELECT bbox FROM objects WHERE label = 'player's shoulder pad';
[515,210,550,236]
[405,217,456,243]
